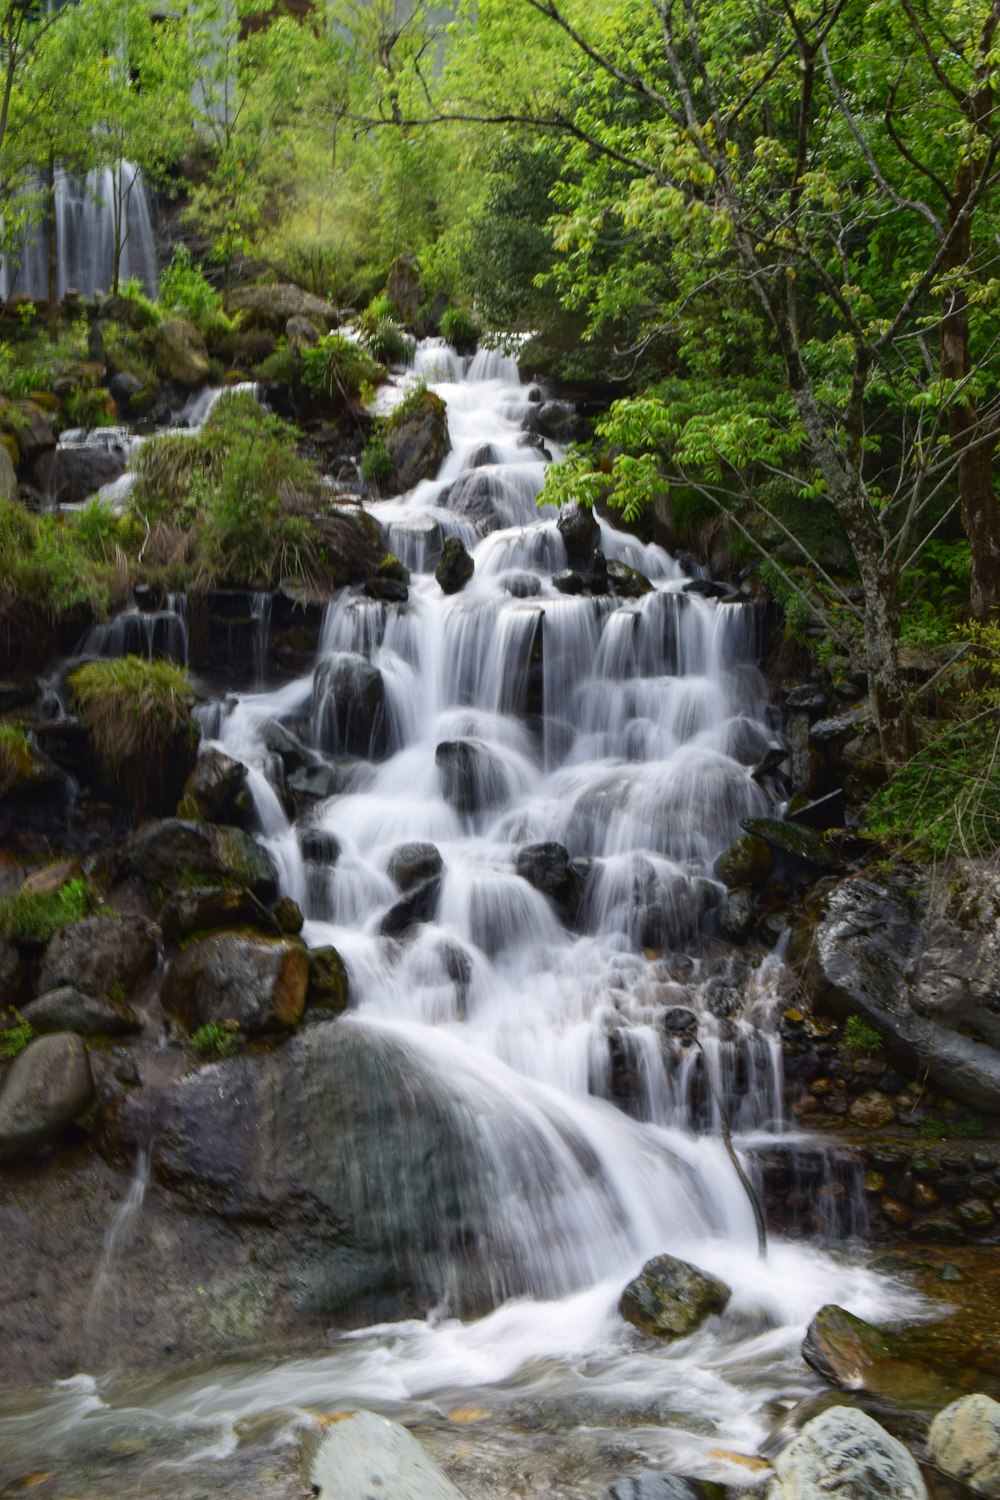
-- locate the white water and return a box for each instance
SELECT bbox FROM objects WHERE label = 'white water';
[0,346,923,1493]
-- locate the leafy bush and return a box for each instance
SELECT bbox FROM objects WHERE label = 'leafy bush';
[300,334,383,401]
[360,435,394,490]
[190,1018,242,1057]
[0,497,119,621]
[158,247,237,340]
[70,656,195,792]
[0,1010,33,1059]
[842,1014,881,1055]
[440,306,481,353]
[0,877,89,942]
[358,296,410,365]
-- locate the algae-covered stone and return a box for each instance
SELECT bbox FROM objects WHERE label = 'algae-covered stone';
[307,945,350,1013]
[127,818,278,901]
[607,559,653,597]
[161,932,309,1035]
[154,316,211,388]
[619,1254,730,1340]
[436,536,474,594]
[928,1393,1000,1497]
[0,1033,94,1163]
[714,834,773,888]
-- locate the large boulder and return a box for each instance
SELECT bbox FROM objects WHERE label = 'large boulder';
[227,283,336,334]
[154,316,211,388]
[435,536,474,594]
[811,864,1000,1112]
[619,1254,730,1340]
[312,652,388,759]
[307,945,350,1013]
[768,1406,926,1499]
[38,916,156,999]
[515,840,588,925]
[309,1408,468,1500]
[379,875,441,938]
[927,1393,1000,1497]
[31,445,125,505]
[383,387,450,491]
[801,1305,949,1406]
[441,470,504,534]
[21,986,141,1037]
[436,738,508,816]
[158,885,277,942]
[178,748,250,825]
[126,818,278,901]
[161,932,309,1035]
[0,1033,94,1163]
[11,400,56,464]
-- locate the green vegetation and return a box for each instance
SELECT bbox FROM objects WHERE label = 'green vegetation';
[0,877,89,942]
[357,295,409,365]
[842,1016,883,1057]
[360,436,394,490]
[158,247,237,341]
[439,307,481,354]
[0,1010,34,1059]
[190,1018,242,1058]
[0,725,33,796]
[299,335,383,404]
[918,1114,987,1141]
[69,656,194,783]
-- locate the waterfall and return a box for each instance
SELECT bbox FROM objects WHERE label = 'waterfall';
[0,161,158,301]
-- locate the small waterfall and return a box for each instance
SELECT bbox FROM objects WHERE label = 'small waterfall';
[1,162,158,301]
[85,1144,151,1357]
[77,592,188,664]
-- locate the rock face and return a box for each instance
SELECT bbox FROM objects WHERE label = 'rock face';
[927,1394,1000,1497]
[228,282,336,333]
[619,1254,730,1340]
[126,818,278,900]
[310,1409,468,1500]
[154,316,211,387]
[383,388,450,491]
[811,864,1000,1112]
[436,536,474,594]
[38,917,156,999]
[0,1033,94,1162]
[768,1406,927,1499]
[161,933,309,1035]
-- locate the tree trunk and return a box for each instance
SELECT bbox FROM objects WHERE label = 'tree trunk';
[45,150,57,343]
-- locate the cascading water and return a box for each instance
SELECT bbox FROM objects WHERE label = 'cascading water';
[0,162,158,301]
[0,346,918,1496]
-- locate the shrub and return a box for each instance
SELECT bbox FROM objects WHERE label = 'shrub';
[842,1014,882,1055]
[70,657,195,819]
[0,1010,33,1059]
[440,306,481,353]
[0,877,89,942]
[360,435,394,490]
[190,1018,242,1057]
[0,497,119,621]
[300,334,383,402]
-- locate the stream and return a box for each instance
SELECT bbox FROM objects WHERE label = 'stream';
[0,346,928,1497]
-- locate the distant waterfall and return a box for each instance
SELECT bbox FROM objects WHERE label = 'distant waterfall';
[0,161,158,301]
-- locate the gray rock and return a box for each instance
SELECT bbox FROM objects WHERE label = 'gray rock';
[38,916,156,999]
[768,1405,926,1499]
[515,841,587,925]
[161,932,309,1035]
[604,1476,699,1500]
[22,986,141,1037]
[181,748,249,824]
[154,316,211,388]
[159,885,277,942]
[309,1408,468,1500]
[436,738,508,816]
[126,818,278,901]
[307,946,350,1013]
[31,445,124,505]
[0,933,22,1000]
[0,1033,95,1162]
[228,282,336,334]
[714,833,773,888]
[436,535,474,594]
[384,388,450,491]
[285,313,321,347]
[553,568,586,595]
[557,503,600,570]
[607,560,653,597]
[312,652,388,759]
[379,875,441,938]
[718,886,755,943]
[301,827,341,864]
[619,1254,730,1340]
[388,841,443,891]
[441,470,504,533]
[812,868,1000,1112]
[927,1393,1000,1496]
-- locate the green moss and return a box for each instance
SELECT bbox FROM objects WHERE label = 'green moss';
[70,656,194,780]
[0,1009,34,1059]
[0,877,89,942]
[0,724,33,795]
[843,1014,882,1055]
[190,1018,242,1056]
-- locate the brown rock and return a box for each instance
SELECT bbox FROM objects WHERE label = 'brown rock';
[847,1091,896,1128]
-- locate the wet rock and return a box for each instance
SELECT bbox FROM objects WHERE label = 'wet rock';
[619,1254,730,1340]
[955,1198,994,1231]
[441,470,503,533]
[587,548,609,594]
[287,763,335,800]
[603,1476,699,1500]
[12,400,56,464]
[379,876,441,938]
[383,388,450,491]
[503,570,542,598]
[436,739,507,816]
[159,884,278,941]
[788,789,845,831]
[307,946,350,1014]
[682,578,729,599]
[272,897,304,936]
[718,886,755,943]
[785,685,828,716]
[31,445,125,505]
[752,745,790,782]
[309,1407,468,1500]
[22,987,141,1037]
[809,711,864,747]
[154,316,211,388]
[515,840,588,925]
[557,504,600,570]
[312,652,388,759]
[228,282,336,333]
[0,1033,95,1163]
[179,749,249,825]
[301,828,341,864]
[927,1393,1000,1497]
[365,573,408,604]
[769,1406,926,1499]
[436,536,475,594]
[388,841,443,891]
[660,1007,699,1036]
[553,568,586,595]
[741,816,838,868]
[847,1092,896,1128]
[802,1304,949,1405]
[607,559,653,597]
[126,818,278,901]
[812,869,1000,1112]
[161,932,309,1035]
[715,833,773,888]
[38,916,156,999]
